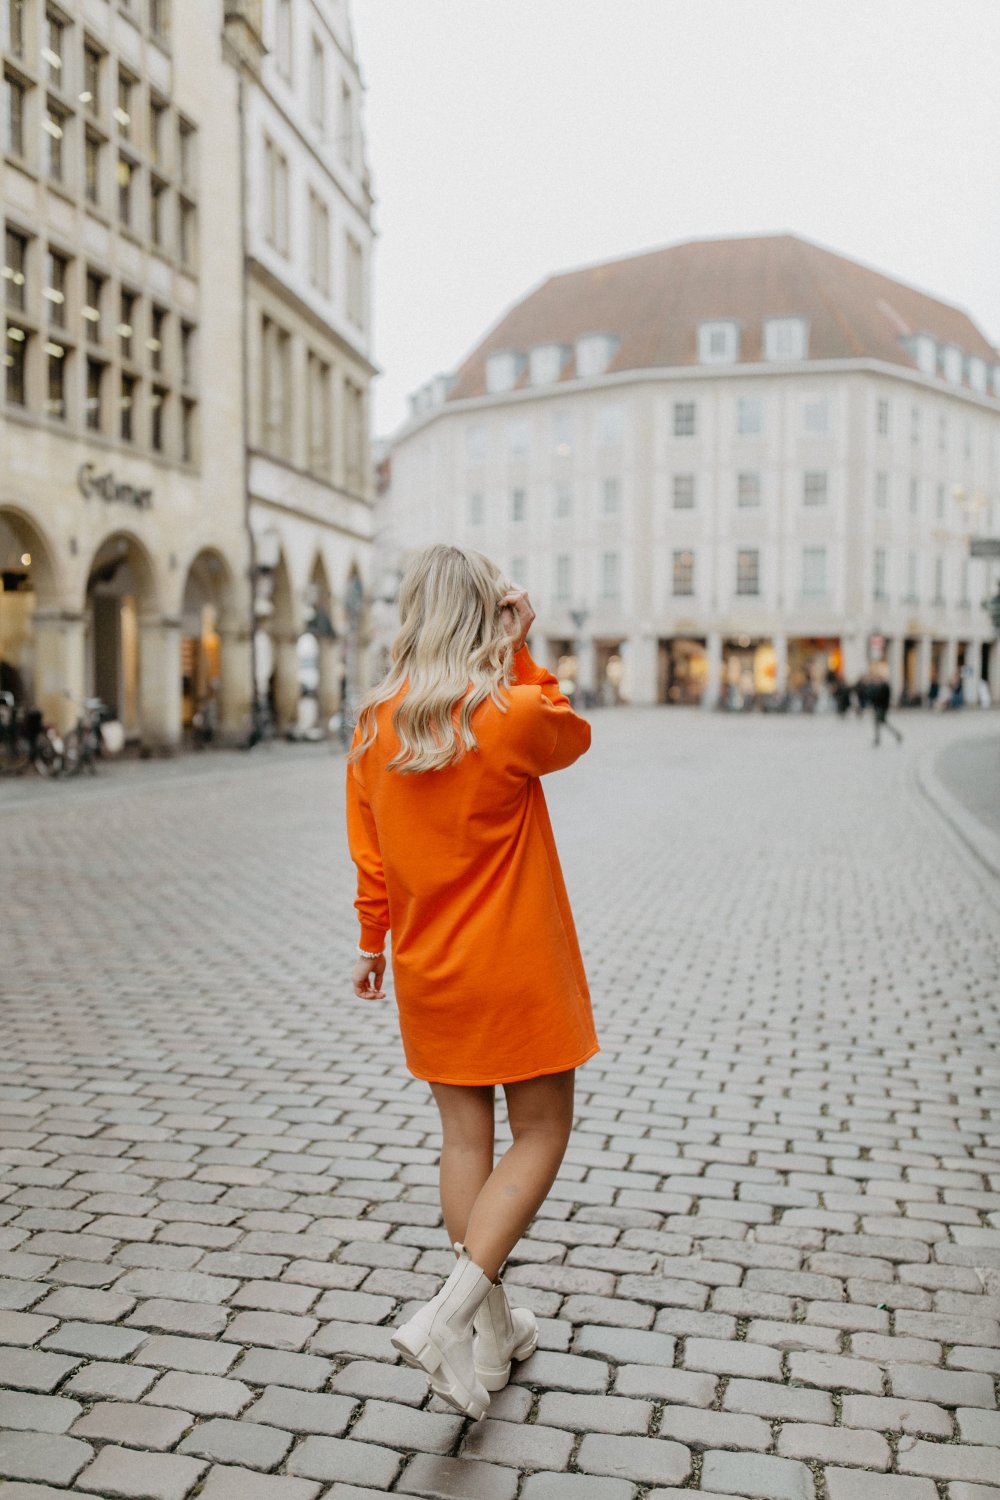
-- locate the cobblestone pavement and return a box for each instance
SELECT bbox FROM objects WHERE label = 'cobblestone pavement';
[1,708,999,1500]
[936,731,1000,838]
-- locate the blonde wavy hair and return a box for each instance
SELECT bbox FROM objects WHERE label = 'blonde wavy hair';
[349,544,516,774]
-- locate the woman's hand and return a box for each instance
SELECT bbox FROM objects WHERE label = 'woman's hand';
[353,955,387,1000]
[500,587,535,652]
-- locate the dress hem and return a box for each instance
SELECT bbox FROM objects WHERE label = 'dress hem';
[408,1042,601,1088]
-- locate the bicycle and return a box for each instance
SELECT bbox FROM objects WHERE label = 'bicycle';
[0,691,64,777]
[62,697,108,776]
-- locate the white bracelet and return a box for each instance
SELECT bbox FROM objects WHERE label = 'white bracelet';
[357,945,384,960]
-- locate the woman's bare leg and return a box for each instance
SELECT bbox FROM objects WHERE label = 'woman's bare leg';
[429,1082,496,1250]
[462,1070,575,1281]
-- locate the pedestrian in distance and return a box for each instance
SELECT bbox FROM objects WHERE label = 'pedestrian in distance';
[870,663,902,747]
[346,543,599,1421]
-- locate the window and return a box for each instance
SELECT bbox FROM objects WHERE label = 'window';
[178,118,195,189]
[150,0,169,41]
[339,79,353,166]
[802,397,829,435]
[45,11,66,89]
[875,472,888,510]
[3,0,27,56]
[553,410,573,455]
[263,138,289,254]
[150,178,167,248]
[83,271,103,341]
[803,471,827,506]
[736,549,760,596]
[275,0,292,80]
[942,345,962,385]
[309,35,325,128]
[149,97,167,168]
[5,324,28,404]
[148,305,166,371]
[306,352,331,474]
[44,249,68,327]
[4,228,28,311]
[485,351,519,394]
[119,289,136,361]
[736,396,762,436]
[308,190,330,295]
[876,398,890,436]
[115,69,134,137]
[575,333,616,377]
[344,378,364,487]
[555,554,571,603]
[181,396,195,463]
[672,474,695,509]
[346,233,364,328]
[85,357,103,430]
[555,483,572,518]
[672,549,694,596]
[180,321,195,386]
[909,478,920,516]
[528,343,564,385]
[905,550,918,603]
[673,400,696,437]
[913,333,936,375]
[467,492,483,526]
[178,199,195,265]
[507,418,529,455]
[151,384,166,451]
[511,488,526,523]
[602,477,620,515]
[910,404,920,443]
[764,317,807,361]
[933,556,944,604]
[465,425,486,464]
[698,320,739,363]
[84,131,102,204]
[601,550,620,601]
[117,155,135,224]
[45,102,68,182]
[261,315,290,458]
[82,43,101,114]
[801,546,827,599]
[874,546,887,601]
[737,472,760,508]
[598,404,624,447]
[120,371,137,441]
[4,72,27,156]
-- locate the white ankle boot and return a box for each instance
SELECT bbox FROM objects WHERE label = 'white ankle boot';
[390,1246,493,1419]
[473,1279,539,1391]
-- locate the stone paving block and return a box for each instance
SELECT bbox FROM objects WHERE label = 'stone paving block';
[824,1473,939,1500]
[395,1452,518,1498]
[33,1286,137,1321]
[957,1409,1000,1445]
[700,1449,814,1499]
[575,1433,691,1486]
[329,1358,428,1406]
[536,1391,653,1434]
[0,1277,47,1310]
[229,1281,319,1314]
[776,1421,892,1468]
[76,1444,209,1500]
[571,1324,676,1365]
[308,1320,395,1361]
[179,1416,293,1469]
[40,1321,149,1359]
[0,1487,104,1500]
[71,1400,194,1450]
[311,1290,396,1323]
[65,1361,158,1401]
[946,1486,1000,1500]
[197,1467,322,1500]
[286,1436,402,1488]
[658,1405,772,1451]
[684,1336,782,1380]
[352,1398,463,1454]
[787,1349,884,1393]
[221,1311,319,1349]
[897,1440,1000,1483]
[520,1475,637,1500]
[460,1417,574,1470]
[0,1430,93,1485]
[891,1362,997,1409]
[243,1385,356,1435]
[0,1388,83,1431]
[841,1393,953,1437]
[0,1346,81,1391]
[132,1334,242,1375]
[234,1348,334,1389]
[144,1370,253,1416]
[125,1297,230,1336]
[722,1377,834,1423]
[511,1349,610,1392]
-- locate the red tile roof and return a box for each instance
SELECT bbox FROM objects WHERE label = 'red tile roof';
[446,233,998,401]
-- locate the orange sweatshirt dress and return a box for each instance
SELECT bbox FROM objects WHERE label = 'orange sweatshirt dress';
[346,646,599,1086]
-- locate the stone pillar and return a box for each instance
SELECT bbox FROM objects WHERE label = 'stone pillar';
[217,621,253,743]
[273,631,300,729]
[138,615,183,752]
[942,637,958,685]
[703,630,722,709]
[887,635,905,702]
[623,633,658,706]
[32,609,87,734]
[916,635,933,699]
[773,632,788,697]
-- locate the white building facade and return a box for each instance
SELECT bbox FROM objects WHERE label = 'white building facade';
[387,236,1000,708]
[245,0,376,728]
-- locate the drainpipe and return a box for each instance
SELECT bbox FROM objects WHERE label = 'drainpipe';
[237,70,259,741]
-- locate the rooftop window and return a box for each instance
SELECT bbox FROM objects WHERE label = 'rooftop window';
[763,317,807,362]
[698,320,739,364]
[575,332,617,379]
[912,333,937,377]
[485,350,522,394]
[941,344,963,385]
[528,343,566,386]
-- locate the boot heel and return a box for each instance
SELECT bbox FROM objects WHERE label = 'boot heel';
[512,1329,538,1361]
[391,1326,442,1375]
[476,1359,513,1392]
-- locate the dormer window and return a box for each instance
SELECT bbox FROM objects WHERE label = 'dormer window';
[528,343,567,386]
[763,317,808,361]
[575,333,617,379]
[941,344,963,385]
[968,357,987,393]
[991,365,1000,399]
[698,320,740,364]
[912,333,937,377]
[485,351,522,394]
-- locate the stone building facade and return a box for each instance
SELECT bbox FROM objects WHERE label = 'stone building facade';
[386,235,1000,707]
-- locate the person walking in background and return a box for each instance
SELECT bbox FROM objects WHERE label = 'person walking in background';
[871,663,902,747]
[346,544,598,1421]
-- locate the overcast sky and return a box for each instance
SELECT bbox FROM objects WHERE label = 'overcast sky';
[350,0,1000,439]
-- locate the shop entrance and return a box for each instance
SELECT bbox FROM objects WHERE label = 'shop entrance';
[181,551,232,739]
[85,534,155,738]
[721,637,775,709]
[594,640,625,705]
[657,637,708,704]
[788,636,843,709]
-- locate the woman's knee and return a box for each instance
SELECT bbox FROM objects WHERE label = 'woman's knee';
[505,1070,575,1149]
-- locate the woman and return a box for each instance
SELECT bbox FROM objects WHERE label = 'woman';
[346,544,598,1421]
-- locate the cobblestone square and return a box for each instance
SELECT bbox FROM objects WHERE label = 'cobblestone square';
[1,709,998,1499]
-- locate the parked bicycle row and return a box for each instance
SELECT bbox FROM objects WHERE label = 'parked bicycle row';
[0,693,124,779]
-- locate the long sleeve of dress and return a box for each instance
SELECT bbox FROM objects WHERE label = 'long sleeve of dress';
[510,646,592,777]
[346,761,390,952]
